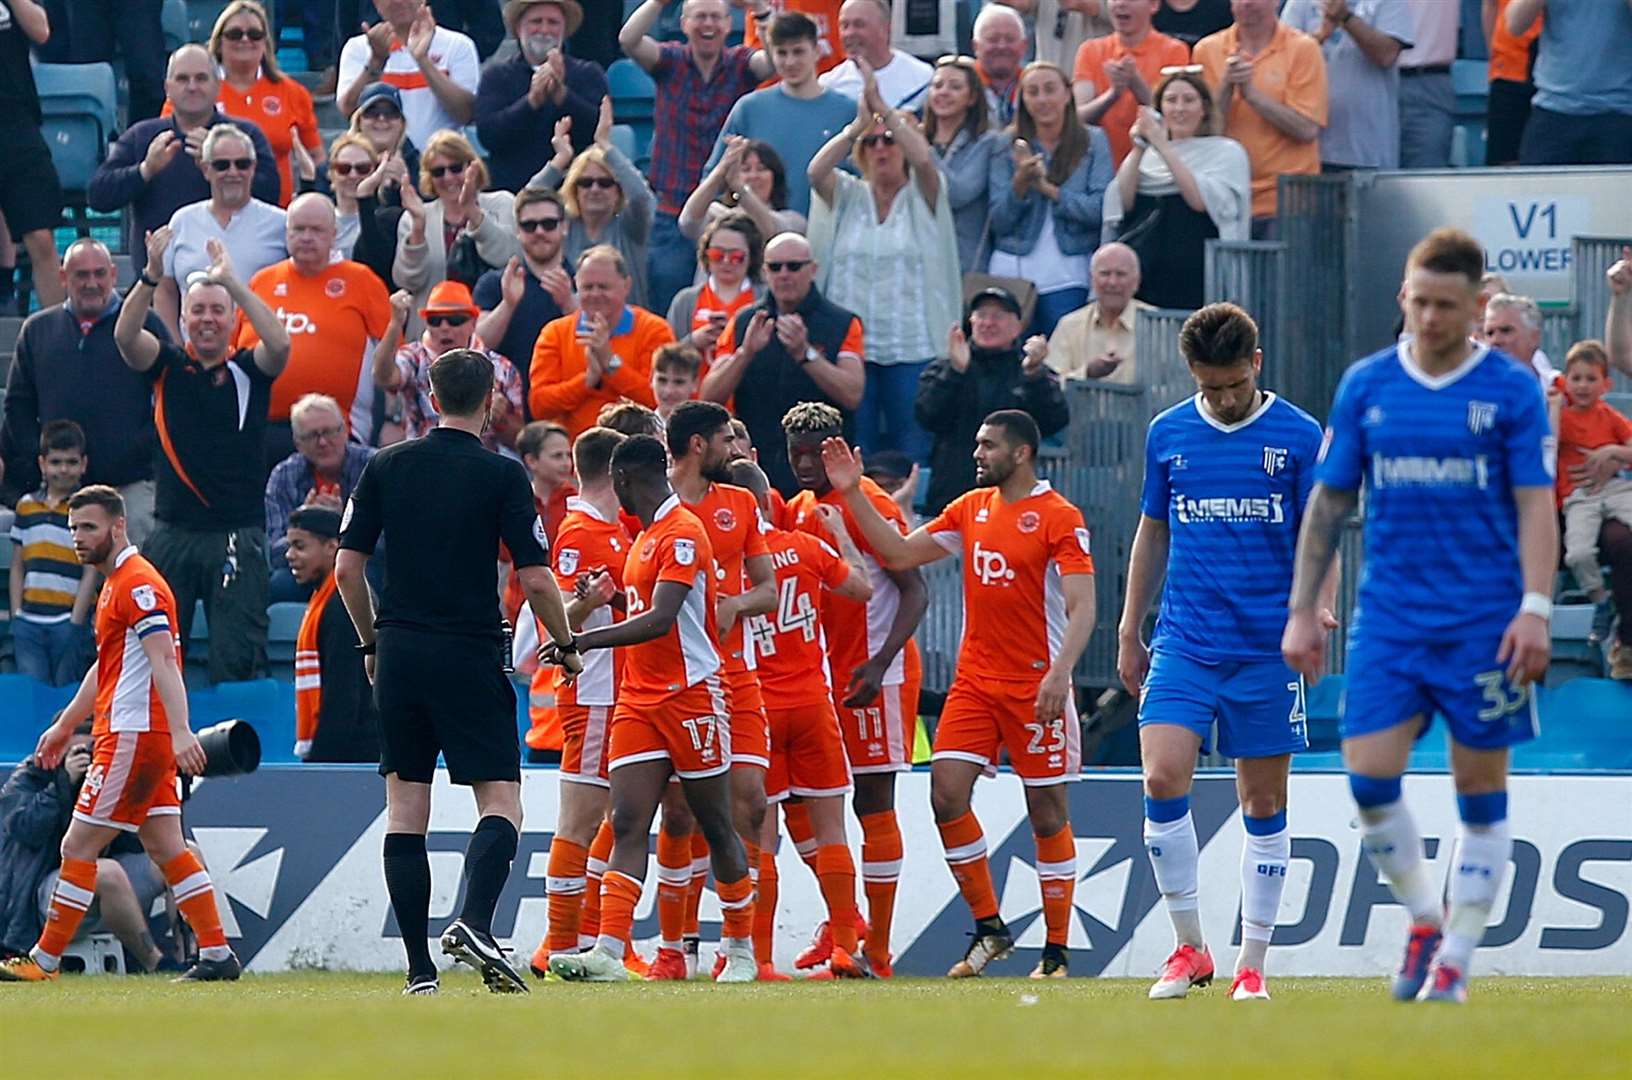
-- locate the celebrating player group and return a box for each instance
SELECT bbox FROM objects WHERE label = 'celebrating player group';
[0,228,1556,1006]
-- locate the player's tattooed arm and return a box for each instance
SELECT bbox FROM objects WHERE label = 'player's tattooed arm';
[1116,513,1170,695]
[819,438,950,570]
[1282,483,1357,681]
[814,505,874,604]
[845,566,926,708]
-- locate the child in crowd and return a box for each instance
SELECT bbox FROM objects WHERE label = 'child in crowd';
[1556,341,1632,650]
[8,421,97,686]
[651,342,704,425]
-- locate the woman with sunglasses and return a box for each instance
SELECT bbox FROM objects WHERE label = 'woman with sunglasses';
[204,1,322,207]
[1101,68,1249,310]
[393,130,519,335]
[807,62,960,463]
[921,55,1002,273]
[988,60,1113,336]
[679,137,806,255]
[666,211,766,371]
[348,83,422,201]
[324,134,379,261]
[527,96,656,309]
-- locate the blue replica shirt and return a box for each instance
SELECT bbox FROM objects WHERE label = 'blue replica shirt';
[1315,339,1554,641]
[1141,392,1324,661]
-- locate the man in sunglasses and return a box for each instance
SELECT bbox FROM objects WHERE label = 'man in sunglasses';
[153,125,289,347]
[373,280,527,457]
[474,188,579,409]
[90,44,281,255]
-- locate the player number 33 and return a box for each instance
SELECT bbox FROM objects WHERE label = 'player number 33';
[1474,669,1530,723]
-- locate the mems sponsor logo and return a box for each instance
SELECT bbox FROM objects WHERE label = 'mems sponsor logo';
[1370,454,1490,490]
[1173,492,1285,525]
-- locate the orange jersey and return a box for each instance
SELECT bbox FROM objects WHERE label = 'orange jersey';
[1557,399,1632,503]
[164,74,320,206]
[689,279,757,369]
[92,547,181,736]
[238,259,395,429]
[786,477,912,688]
[924,481,1095,683]
[748,528,851,706]
[528,308,669,439]
[1073,30,1192,165]
[684,482,769,675]
[619,496,722,706]
[551,498,632,709]
[744,0,845,78]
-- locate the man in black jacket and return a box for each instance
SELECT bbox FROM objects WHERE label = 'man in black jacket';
[476,1,607,194]
[915,286,1071,514]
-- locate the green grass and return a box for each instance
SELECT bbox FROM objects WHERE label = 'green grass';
[2,973,1628,1077]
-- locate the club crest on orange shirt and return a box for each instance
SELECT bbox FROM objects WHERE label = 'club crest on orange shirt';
[674,538,696,566]
[132,584,158,612]
[1017,511,1040,534]
[714,507,737,532]
[641,538,657,561]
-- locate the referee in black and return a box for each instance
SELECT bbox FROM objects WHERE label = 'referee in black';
[335,348,582,996]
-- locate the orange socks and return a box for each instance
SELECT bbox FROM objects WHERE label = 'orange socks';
[816,844,860,954]
[716,874,755,942]
[596,870,642,955]
[581,818,614,944]
[655,829,692,949]
[937,811,999,921]
[859,810,902,963]
[36,857,97,965]
[684,832,710,937]
[545,837,589,954]
[753,848,779,965]
[161,850,228,952]
[782,802,820,875]
[1035,825,1077,947]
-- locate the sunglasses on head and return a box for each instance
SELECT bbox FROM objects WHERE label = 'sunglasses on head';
[936,54,977,68]
[426,313,472,328]
[1159,64,1206,77]
[858,132,895,149]
[765,259,809,273]
[575,176,618,190]
[706,247,748,265]
[210,157,254,172]
[519,217,563,233]
[428,161,467,179]
[329,161,374,177]
[222,26,266,42]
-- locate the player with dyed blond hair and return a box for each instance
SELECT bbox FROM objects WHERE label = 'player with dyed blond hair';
[821,410,1097,979]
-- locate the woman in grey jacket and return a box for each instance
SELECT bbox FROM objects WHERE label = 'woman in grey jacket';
[987,61,1113,336]
[921,55,1002,274]
[527,96,656,309]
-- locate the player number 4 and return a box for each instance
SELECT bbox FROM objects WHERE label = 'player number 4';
[1474,670,1529,723]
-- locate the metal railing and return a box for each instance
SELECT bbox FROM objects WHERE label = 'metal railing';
[1204,240,1285,365]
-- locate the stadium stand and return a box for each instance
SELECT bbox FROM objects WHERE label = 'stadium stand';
[34,62,119,225]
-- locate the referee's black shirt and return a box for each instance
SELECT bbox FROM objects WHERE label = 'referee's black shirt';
[338,427,547,641]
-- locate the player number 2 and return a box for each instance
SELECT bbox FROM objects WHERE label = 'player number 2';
[1473,670,1529,722]
[681,716,717,754]
[1025,718,1066,755]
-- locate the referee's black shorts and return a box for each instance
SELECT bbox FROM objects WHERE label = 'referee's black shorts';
[0,120,63,236]
[373,627,521,785]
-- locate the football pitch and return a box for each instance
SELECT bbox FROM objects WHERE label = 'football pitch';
[3,974,1628,1077]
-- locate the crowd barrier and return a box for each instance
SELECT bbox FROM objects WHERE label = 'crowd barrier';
[19,767,1619,978]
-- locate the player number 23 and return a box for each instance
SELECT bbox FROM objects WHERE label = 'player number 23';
[1025,718,1067,755]
[1473,670,1529,722]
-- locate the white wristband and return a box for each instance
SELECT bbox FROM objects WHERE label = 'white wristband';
[1519,592,1552,621]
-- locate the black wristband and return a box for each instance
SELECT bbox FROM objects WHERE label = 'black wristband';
[138,271,160,289]
[355,640,377,655]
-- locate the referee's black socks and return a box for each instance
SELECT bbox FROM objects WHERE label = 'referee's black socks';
[383,832,435,978]
[459,816,520,936]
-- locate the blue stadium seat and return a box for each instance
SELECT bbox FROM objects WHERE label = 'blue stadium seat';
[162,0,189,53]
[610,123,637,164]
[187,0,230,43]
[608,58,656,118]
[1548,603,1606,684]
[266,602,306,666]
[0,673,77,760]
[1451,59,1489,106]
[33,62,119,196]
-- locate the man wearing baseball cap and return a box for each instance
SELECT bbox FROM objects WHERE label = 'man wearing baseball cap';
[914,285,1071,513]
[477,1,610,194]
[372,280,528,456]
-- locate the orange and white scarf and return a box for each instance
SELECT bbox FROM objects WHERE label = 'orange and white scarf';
[294,574,338,758]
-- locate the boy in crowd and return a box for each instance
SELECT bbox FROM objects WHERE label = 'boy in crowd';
[9,421,97,686]
[652,342,704,425]
[288,507,380,763]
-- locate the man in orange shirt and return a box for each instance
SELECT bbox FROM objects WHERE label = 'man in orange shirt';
[0,486,239,984]
[529,246,668,438]
[543,434,759,984]
[780,401,925,977]
[1073,0,1194,165]
[732,457,873,978]
[240,193,395,460]
[1194,0,1327,233]
[822,410,1098,980]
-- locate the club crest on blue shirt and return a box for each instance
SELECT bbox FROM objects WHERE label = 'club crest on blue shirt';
[674,538,696,566]
[132,584,157,612]
[1262,446,1288,476]
[1467,400,1498,435]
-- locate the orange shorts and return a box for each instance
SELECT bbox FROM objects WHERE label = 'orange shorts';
[931,676,1081,786]
[559,704,611,788]
[74,730,181,831]
[837,675,919,775]
[609,677,732,780]
[766,698,853,803]
[726,669,769,772]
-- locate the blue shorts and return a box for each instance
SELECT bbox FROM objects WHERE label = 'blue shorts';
[1340,628,1539,750]
[1138,648,1309,759]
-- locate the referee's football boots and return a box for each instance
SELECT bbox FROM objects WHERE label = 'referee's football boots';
[440,919,529,994]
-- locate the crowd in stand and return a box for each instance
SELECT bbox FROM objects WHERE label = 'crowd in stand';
[0,0,1629,752]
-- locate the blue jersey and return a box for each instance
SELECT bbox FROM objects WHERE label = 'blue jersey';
[1315,339,1554,641]
[1141,392,1324,662]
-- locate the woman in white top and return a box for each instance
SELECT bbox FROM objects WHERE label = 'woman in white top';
[809,63,961,462]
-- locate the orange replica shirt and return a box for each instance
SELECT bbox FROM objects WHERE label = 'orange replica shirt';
[1073,30,1193,165]
[924,481,1095,683]
[1557,400,1632,503]
[164,74,320,207]
[620,496,722,706]
[690,279,757,369]
[745,0,844,77]
[529,307,669,439]
[93,547,181,736]
[551,499,632,709]
[786,477,912,689]
[238,260,395,429]
[686,482,770,675]
[1194,21,1327,218]
[1489,0,1542,85]
[748,528,850,706]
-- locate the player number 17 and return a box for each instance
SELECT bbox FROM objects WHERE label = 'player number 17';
[681,716,718,755]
